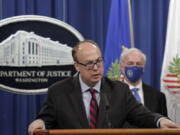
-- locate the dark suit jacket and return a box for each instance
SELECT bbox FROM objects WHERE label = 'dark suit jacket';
[143,83,167,116]
[37,76,162,129]
[122,82,167,128]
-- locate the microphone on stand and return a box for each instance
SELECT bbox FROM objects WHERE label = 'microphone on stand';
[103,93,112,128]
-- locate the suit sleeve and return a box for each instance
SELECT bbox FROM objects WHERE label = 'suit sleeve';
[37,86,58,129]
[124,84,162,128]
[160,93,168,117]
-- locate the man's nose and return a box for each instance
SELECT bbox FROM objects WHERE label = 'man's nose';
[92,63,98,70]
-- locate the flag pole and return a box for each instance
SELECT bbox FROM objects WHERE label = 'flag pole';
[128,0,135,48]
[63,0,67,22]
[0,0,2,20]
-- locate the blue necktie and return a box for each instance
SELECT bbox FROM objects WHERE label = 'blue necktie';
[131,88,141,102]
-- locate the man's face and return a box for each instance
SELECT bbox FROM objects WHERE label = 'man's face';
[74,42,104,87]
[120,51,145,84]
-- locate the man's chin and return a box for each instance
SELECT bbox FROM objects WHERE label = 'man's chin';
[91,78,101,83]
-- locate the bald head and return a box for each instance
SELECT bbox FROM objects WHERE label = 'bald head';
[72,40,101,62]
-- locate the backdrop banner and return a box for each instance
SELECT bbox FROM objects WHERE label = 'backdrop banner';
[0,15,84,94]
[161,0,180,125]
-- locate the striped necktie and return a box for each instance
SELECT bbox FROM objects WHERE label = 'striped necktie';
[131,88,141,102]
[89,88,99,128]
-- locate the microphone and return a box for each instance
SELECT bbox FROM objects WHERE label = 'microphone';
[103,93,112,128]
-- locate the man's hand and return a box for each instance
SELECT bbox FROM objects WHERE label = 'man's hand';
[160,118,180,128]
[28,119,45,135]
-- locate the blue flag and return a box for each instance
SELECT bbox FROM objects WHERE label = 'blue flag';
[104,0,131,78]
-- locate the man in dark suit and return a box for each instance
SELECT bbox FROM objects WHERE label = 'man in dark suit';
[119,47,167,128]
[28,40,178,135]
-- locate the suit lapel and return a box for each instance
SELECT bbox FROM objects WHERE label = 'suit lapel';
[97,78,112,128]
[68,76,112,128]
[68,76,89,128]
[143,83,151,107]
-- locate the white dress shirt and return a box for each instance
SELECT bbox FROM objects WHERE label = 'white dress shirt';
[79,75,101,121]
[126,80,144,104]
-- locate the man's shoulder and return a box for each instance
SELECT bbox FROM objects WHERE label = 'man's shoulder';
[51,77,74,87]
[48,76,77,93]
[142,82,165,95]
[103,77,129,89]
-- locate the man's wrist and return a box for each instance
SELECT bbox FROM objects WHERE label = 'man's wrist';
[157,117,169,128]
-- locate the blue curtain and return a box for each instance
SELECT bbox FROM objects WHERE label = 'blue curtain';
[131,0,170,89]
[0,0,170,135]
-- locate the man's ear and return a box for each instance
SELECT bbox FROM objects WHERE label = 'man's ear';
[74,63,80,72]
[119,63,125,72]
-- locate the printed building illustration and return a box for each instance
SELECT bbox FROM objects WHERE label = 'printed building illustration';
[0,30,73,66]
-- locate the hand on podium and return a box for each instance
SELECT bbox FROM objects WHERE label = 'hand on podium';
[28,119,45,135]
[159,118,180,129]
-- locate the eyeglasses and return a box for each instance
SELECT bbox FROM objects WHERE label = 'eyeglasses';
[76,58,103,70]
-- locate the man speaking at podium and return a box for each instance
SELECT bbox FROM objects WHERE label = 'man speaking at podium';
[28,40,179,135]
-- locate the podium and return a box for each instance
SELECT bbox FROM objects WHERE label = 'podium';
[34,129,180,135]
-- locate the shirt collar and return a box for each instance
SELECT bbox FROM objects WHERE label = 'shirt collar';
[79,74,101,93]
[125,79,143,90]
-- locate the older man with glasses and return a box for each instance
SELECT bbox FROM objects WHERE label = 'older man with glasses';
[28,40,179,135]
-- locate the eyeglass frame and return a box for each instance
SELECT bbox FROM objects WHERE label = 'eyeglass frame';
[75,57,104,70]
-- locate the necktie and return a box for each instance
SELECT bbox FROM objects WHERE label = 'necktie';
[89,88,98,128]
[131,88,141,102]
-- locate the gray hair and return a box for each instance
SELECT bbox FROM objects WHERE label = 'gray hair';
[119,48,146,64]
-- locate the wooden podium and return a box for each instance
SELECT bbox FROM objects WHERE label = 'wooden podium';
[34,129,180,135]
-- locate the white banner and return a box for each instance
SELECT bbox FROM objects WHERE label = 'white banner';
[161,0,180,124]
